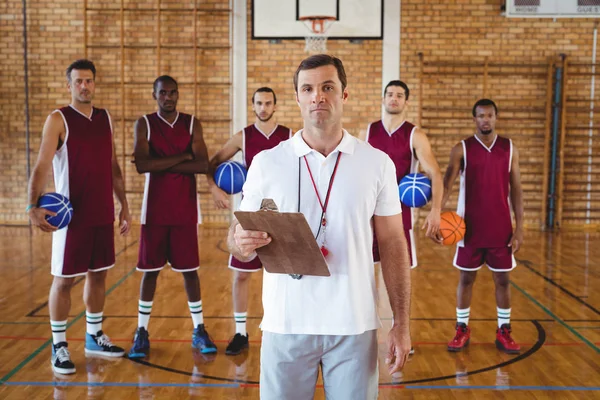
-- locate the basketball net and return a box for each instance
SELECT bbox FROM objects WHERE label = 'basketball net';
[300,17,335,54]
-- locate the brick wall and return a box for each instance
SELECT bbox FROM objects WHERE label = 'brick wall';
[0,0,598,228]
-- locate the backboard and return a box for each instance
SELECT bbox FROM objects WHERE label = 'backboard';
[252,0,383,40]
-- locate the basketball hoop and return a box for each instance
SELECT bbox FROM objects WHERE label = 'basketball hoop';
[299,16,336,54]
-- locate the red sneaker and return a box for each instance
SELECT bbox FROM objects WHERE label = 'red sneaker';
[495,324,521,354]
[447,323,470,352]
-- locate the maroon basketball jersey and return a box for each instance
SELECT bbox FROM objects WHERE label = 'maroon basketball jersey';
[367,120,419,231]
[141,112,198,225]
[457,135,513,247]
[242,124,292,168]
[53,105,114,227]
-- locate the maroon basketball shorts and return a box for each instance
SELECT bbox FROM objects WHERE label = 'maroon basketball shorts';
[372,228,417,268]
[137,225,200,272]
[229,254,262,272]
[453,244,516,272]
[51,224,115,277]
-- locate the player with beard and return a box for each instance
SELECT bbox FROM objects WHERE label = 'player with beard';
[360,80,443,355]
[442,99,524,354]
[207,87,292,355]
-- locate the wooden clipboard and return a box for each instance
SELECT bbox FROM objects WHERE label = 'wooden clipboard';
[234,206,330,277]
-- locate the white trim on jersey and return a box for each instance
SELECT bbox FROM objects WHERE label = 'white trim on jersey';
[105,109,114,135]
[143,114,151,140]
[408,228,418,268]
[190,115,194,135]
[157,111,179,128]
[254,123,278,139]
[227,254,262,272]
[51,227,68,277]
[383,120,406,137]
[52,110,70,199]
[140,116,151,224]
[408,125,420,174]
[365,123,372,142]
[242,127,247,168]
[488,256,517,272]
[456,140,467,248]
[474,133,497,152]
[288,128,293,139]
[68,104,92,120]
[508,139,513,173]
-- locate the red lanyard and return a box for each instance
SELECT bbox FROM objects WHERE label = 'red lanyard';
[303,152,342,226]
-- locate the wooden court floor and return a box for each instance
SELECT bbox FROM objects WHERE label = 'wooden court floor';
[0,224,598,399]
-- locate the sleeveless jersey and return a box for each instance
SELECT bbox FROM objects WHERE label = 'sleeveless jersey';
[53,105,114,227]
[242,124,292,168]
[367,120,419,231]
[456,135,513,247]
[140,112,199,225]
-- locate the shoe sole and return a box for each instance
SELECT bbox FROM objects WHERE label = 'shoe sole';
[128,351,148,359]
[199,347,218,354]
[225,346,249,356]
[495,339,520,354]
[85,349,125,358]
[447,338,470,352]
[51,361,76,375]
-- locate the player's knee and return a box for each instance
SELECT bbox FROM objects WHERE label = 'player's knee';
[234,271,251,283]
[459,271,477,286]
[52,276,76,292]
[493,272,510,288]
[182,270,199,282]
[143,270,160,282]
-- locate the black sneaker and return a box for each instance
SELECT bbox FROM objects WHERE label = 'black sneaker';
[85,330,125,357]
[225,333,249,355]
[51,342,76,374]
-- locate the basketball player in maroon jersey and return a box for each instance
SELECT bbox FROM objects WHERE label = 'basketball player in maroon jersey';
[442,99,524,354]
[207,87,292,355]
[361,80,443,355]
[27,59,132,374]
[128,76,216,358]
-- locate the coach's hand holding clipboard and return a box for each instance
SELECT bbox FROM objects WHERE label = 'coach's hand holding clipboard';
[233,199,330,278]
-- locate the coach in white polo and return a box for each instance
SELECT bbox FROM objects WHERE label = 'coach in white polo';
[228,54,412,400]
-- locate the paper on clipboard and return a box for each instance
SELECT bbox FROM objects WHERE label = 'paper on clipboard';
[234,199,330,277]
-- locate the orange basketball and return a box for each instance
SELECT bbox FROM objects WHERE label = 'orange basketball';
[439,211,466,245]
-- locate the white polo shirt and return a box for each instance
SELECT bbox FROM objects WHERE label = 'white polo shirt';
[239,130,401,335]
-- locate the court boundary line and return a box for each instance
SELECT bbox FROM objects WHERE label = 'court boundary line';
[127,320,545,386]
[510,281,600,353]
[2,381,599,391]
[0,266,137,384]
[516,257,600,315]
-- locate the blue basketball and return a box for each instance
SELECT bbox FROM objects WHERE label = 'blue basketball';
[215,161,247,195]
[37,192,73,229]
[399,173,432,208]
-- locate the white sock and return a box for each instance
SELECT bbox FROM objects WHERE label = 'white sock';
[138,300,153,330]
[457,307,470,325]
[86,311,103,335]
[51,319,67,345]
[234,312,247,336]
[189,300,203,327]
[497,307,511,328]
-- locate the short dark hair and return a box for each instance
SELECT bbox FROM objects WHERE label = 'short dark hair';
[153,75,178,92]
[252,87,277,104]
[293,54,347,93]
[472,98,498,117]
[66,59,96,82]
[384,80,410,100]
